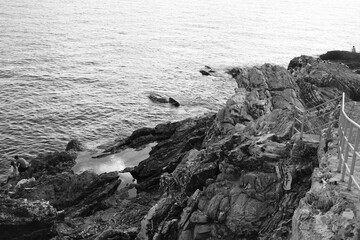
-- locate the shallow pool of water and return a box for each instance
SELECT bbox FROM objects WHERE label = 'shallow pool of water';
[72,142,157,198]
[72,142,157,174]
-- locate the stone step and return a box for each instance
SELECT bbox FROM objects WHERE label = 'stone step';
[326,142,360,206]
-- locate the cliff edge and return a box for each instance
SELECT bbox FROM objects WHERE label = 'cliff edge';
[1,52,360,240]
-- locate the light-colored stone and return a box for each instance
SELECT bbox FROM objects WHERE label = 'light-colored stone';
[190,211,208,224]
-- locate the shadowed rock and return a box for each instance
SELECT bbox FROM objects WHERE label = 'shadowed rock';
[0,197,57,240]
[320,50,360,72]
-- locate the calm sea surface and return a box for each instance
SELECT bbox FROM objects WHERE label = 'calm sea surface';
[1,0,359,180]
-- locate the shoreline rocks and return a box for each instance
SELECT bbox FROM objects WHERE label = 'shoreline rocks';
[148,93,180,107]
[1,52,360,239]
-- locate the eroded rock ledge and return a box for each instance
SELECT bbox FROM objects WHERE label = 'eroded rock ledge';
[1,52,360,240]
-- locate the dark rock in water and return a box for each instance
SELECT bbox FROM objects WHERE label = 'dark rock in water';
[65,139,84,152]
[199,65,216,76]
[148,93,169,103]
[199,69,211,75]
[169,97,180,107]
[148,93,180,107]
[320,50,360,71]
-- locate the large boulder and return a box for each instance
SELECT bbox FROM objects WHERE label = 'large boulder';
[12,171,121,215]
[0,196,57,240]
[228,64,303,112]
[288,55,360,101]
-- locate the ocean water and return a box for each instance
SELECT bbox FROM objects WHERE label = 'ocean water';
[1,0,359,180]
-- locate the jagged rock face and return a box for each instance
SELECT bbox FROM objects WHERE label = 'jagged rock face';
[230,64,302,111]
[127,64,315,240]
[0,196,57,240]
[139,133,318,240]
[203,64,303,145]
[4,58,357,240]
[288,55,360,101]
[127,114,216,191]
[12,171,121,215]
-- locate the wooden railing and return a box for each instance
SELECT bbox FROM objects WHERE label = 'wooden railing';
[337,92,360,192]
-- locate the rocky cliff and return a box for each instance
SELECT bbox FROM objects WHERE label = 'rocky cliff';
[1,52,360,240]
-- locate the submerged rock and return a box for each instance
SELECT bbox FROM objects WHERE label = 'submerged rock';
[199,66,216,76]
[148,93,180,107]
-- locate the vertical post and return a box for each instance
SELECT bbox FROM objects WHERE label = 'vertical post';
[337,113,344,172]
[300,110,306,140]
[341,122,353,181]
[338,115,348,172]
[347,128,360,190]
[338,93,347,172]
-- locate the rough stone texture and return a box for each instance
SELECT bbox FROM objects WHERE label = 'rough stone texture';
[51,190,157,239]
[288,55,360,101]
[30,151,77,179]
[2,56,360,240]
[291,135,360,240]
[0,196,57,240]
[125,64,318,240]
[128,115,216,191]
[230,64,302,110]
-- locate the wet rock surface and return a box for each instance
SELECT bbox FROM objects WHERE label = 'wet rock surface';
[1,55,360,239]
